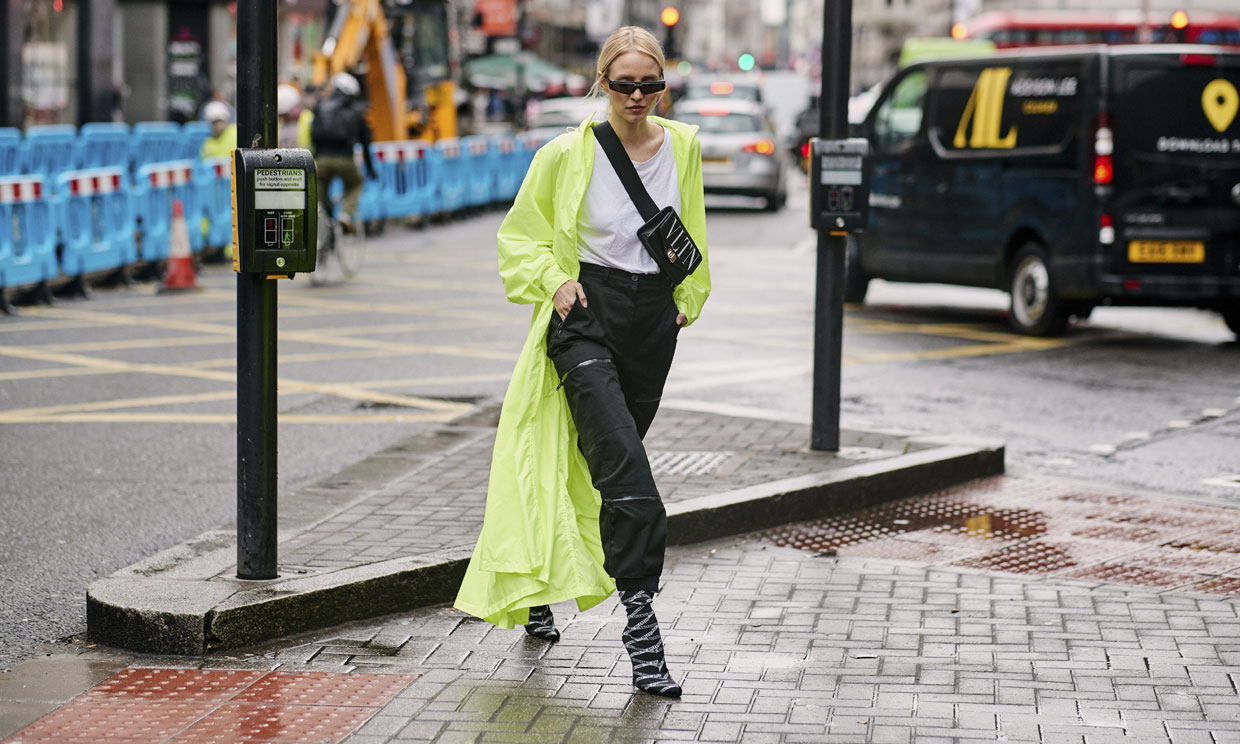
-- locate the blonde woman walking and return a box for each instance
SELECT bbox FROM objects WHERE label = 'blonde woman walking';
[455,26,710,697]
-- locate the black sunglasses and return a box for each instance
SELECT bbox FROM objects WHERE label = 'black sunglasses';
[606,78,667,95]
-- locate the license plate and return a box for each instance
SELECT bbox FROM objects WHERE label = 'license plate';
[702,156,732,167]
[1127,240,1205,263]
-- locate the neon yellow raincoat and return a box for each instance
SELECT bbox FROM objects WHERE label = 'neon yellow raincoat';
[454,116,711,628]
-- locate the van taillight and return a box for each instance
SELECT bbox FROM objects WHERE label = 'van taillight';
[1093,112,1113,185]
[1181,54,1216,66]
[1094,155,1114,185]
[1099,213,1115,244]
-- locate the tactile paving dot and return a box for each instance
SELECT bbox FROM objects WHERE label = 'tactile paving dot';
[4,699,217,741]
[170,703,372,742]
[1185,575,1240,598]
[84,668,268,703]
[233,672,415,707]
[1062,562,1197,589]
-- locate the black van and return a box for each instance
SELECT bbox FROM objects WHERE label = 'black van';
[851,45,1240,337]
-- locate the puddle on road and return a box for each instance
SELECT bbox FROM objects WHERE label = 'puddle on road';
[766,476,1240,598]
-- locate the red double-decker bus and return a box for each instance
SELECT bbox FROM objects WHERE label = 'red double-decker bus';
[954,10,1240,49]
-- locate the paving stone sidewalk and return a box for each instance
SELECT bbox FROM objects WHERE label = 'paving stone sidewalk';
[284,534,1240,744]
[276,408,935,573]
[8,477,1240,743]
[86,404,1004,654]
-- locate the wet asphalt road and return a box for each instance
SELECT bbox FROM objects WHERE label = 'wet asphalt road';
[1,172,1236,671]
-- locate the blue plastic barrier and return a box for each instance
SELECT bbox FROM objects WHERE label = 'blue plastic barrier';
[54,168,136,277]
[199,157,233,252]
[435,138,466,213]
[517,132,551,176]
[462,136,497,207]
[21,125,78,181]
[131,123,184,171]
[369,142,404,219]
[0,176,58,289]
[407,141,440,217]
[371,140,439,219]
[493,135,521,202]
[78,123,132,170]
[355,146,384,224]
[180,121,213,161]
[0,129,21,175]
[133,161,198,261]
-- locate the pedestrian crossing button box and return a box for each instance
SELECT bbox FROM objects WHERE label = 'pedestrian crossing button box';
[809,138,870,233]
[231,148,317,276]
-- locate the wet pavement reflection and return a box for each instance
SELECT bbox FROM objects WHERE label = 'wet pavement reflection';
[767,475,1240,597]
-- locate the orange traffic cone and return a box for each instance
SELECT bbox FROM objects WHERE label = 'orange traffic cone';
[159,199,200,293]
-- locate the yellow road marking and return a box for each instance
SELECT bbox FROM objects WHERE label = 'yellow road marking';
[0,412,459,424]
[0,391,237,419]
[844,338,1071,364]
[37,336,233,354]
[0,367,109,382]
[0,345,473,412]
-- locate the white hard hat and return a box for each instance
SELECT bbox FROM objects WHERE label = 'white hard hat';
[277,84,300,115]
[203,101,231,122]
[332,72,361,97]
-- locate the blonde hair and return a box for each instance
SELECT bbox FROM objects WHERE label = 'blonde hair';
[587,26,666,100]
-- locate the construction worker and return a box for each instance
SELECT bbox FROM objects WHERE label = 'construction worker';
[277,84,303,149]
[310,72,377,232]
[200,101,237,160]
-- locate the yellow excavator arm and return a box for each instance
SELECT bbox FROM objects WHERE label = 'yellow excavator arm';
[311,0,406,141]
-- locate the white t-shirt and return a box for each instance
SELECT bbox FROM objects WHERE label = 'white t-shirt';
[577,126,680,274]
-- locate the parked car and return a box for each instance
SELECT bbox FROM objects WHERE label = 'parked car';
[673,98,787,211]
[851,45,1240,337]
[683,76,764,104]
[523,96,608,140]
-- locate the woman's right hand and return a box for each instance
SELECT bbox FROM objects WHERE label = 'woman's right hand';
[554,280,588,320]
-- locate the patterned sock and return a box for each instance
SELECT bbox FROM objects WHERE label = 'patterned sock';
[523,604,560,642]
[619,589,682,697]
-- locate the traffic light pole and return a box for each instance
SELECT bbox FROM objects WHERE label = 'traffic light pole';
[810,0,853,452]
[235,0,279,580]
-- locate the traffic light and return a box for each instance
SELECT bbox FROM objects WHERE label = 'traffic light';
[1168,9,1189,42]
[661,7,680,59]
[738,53,755,71]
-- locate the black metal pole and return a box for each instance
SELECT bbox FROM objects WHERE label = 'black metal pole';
[236,0,279,580]
[76,0,116,124]
[810,0,852,451]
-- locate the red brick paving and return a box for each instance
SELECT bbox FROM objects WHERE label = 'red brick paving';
[771,475,1240,595]
[2,670,416,743]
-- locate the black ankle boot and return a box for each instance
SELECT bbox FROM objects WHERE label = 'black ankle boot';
[523,605,560,642]
[619,589,681,697]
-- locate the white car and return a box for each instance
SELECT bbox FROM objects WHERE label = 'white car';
[672,98,787,211]
[524,97,608,141]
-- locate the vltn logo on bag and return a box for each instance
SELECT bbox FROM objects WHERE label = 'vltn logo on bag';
[665,220,693,263]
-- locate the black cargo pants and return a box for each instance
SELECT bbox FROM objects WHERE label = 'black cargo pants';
[546,262,680,593]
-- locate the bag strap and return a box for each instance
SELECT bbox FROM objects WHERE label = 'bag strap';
[593,121,659,222]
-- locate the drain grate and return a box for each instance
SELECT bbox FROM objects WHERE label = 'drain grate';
[648,451,733,476]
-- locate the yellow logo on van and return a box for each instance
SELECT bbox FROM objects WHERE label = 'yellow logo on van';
[1202,79,1238,133]
[954,67,1017,149]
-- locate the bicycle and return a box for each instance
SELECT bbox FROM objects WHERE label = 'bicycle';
[310,187,366,285]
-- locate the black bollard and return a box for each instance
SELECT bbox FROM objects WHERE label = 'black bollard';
[235,0,279,580]
[810,0,854,453]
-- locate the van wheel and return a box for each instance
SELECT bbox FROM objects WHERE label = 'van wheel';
[1008,243,1069,336]
[844,236,869,304]
[1220,303,1240,339]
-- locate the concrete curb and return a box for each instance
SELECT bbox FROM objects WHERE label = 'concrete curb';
[87,437,1003,655]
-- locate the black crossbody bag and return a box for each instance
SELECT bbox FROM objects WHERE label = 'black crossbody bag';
[593,122,702,285]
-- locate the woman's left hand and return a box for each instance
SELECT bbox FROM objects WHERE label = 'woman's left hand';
[675,313,687,327]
